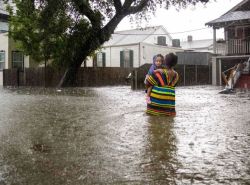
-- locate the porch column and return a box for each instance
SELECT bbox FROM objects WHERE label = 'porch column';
[213,27,217,54]
[218,59,222,86]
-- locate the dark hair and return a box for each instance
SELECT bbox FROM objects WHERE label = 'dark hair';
[165,53,178,68]
[155,54,164,62]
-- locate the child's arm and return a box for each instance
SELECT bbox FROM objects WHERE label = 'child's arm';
[154,68,164,73]
[147,86,153,97]
[146,86,153,104]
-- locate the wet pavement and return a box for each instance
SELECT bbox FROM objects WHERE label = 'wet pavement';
[0,86,249,185]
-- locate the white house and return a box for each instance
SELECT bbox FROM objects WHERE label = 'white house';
[0,3,35,85]
[86,26,183,68]
[180,36,214,52]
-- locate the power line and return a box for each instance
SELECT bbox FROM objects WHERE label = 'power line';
[113,27,209,35]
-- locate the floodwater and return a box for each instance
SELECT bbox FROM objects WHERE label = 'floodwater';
[0,86,249,185]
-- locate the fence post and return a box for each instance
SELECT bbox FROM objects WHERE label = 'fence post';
[195,65,198,85]
[135,70,138,90]
[183,65,186,86]
[17,68,19,87]
[23,68,26,86]
[131,70,137,90]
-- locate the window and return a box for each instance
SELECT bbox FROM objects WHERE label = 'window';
[157,36,167,46]
[0,51,5,70]
[12,51,24,69]
[96,52,106,67]
[120,50,133,68]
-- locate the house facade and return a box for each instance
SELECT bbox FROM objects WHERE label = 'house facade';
[206,0,250,86]
[0,4,35,86]
[180,36,214,53]
[86,26,183,68]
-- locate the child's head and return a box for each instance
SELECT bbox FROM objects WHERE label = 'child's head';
[154,54,164,68]
[165,53,178,68]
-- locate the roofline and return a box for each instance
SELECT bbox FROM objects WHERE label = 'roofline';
[205,0,250,27]
[181,46,213,50]
[114,25,162,33]
[102,42,184,50]
[102,43,140,48]
[180,39,213,43]
[224,0,249,14]
[140,42,183,50]
[141,25,172,43]
[206,18,250,28]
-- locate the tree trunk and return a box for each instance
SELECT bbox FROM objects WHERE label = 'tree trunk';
[57,15,125,87]
[58,60,83,87]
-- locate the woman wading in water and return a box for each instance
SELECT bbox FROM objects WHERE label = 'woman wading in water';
[145,53,179,116]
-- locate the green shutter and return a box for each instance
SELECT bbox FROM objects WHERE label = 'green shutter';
[93,53,97,67]
[120,51,124,68]
[129,50,133,68]
[102,52,106,67]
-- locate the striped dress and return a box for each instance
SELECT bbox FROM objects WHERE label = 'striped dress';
[146,69,179,116]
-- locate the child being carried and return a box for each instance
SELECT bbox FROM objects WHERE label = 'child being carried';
[145,54,165,104]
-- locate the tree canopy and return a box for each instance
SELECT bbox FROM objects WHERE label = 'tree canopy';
[5,0,210,86]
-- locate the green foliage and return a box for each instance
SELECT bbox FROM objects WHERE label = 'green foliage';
[4,0,210,70]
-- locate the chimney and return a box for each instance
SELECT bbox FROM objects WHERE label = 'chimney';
[187,35,193,42]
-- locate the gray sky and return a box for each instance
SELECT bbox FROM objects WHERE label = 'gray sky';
[116,0,242,41]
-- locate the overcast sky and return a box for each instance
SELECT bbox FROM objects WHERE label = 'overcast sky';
[116,0,242,41]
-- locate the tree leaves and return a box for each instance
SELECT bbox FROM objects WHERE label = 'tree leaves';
[5,0,211,74]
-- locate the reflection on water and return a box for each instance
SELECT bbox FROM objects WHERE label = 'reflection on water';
[0,86,249,184]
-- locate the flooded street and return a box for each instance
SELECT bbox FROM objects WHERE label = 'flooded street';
[0,86,249,185]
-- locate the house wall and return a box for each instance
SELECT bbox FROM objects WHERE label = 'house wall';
[0,71,2,85]
[140,43,183,65]
[8,37,37,68]
[0,33,8,85]
[87,44,140,68]
[0,33,9,68]
[143,27,172,46]
[86,43,183,68]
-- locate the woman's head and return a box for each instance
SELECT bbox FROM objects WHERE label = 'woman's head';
[165,53,178,68]
[154,54,164,68]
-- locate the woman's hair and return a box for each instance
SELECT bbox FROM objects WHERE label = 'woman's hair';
[165,53,178,67]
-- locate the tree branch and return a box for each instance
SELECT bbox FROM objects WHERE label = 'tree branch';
[72,0,101,29]
[122,0,134,10]
[126,0,149,14]
[101,13,125,42]
[113,0,122,13]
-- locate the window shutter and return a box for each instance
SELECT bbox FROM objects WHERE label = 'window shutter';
[102,52,106,67]
[93,53,97,67]
[129,50,133,68]
[120,51,124,68]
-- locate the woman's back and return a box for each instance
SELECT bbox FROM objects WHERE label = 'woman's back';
[147,68,179,87]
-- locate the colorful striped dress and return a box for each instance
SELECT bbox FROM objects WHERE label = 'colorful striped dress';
[146,69,179,116]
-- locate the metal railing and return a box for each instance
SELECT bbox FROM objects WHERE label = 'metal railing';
[215,39,250,55]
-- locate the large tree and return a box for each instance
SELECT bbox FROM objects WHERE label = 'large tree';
[6,0,209,86]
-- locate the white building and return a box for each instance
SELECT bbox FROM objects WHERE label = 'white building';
[180,35,214,53]
[86,26,183,68]
[0,3,34,85]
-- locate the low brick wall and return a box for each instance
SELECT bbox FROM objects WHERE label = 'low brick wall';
[3,67,133,87]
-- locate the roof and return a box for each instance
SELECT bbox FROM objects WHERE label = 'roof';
[180,39,213,50]
[206,0,250,28]
[103,26,171,47]
[225,0,250,13]
[206,11,250,28]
